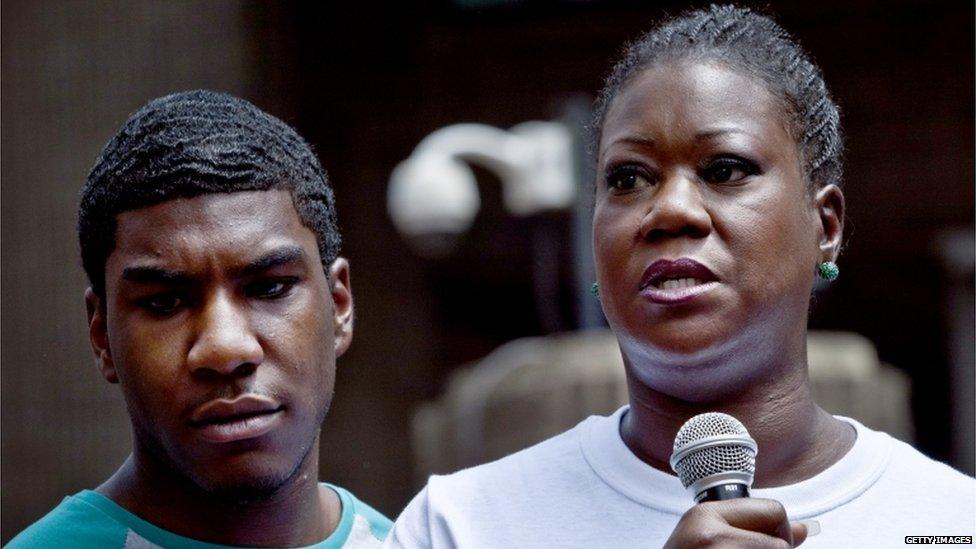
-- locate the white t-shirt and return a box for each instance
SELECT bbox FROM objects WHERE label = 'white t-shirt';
[387,406,975,548]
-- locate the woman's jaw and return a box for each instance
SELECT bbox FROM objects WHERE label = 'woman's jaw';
[612,296,811,404]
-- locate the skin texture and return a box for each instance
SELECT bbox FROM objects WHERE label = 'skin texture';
[85,189,353,546]
[664,500,809,548]
[593,61,850,547]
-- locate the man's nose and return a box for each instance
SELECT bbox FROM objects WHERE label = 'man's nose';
[186,290,263,378]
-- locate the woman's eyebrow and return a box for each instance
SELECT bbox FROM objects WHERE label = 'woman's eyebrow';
[600,135,655,156]
[695,127,757,141]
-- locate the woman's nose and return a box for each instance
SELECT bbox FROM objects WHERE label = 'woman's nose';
[186,290,263,378]
[638,174,712,241]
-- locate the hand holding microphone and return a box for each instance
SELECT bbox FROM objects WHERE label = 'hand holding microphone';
[663,413,819,548]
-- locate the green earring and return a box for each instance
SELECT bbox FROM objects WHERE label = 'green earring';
[817,261,839,281]
[590,282,600,298]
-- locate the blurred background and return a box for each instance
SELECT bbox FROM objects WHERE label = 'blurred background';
[2,0,973,542]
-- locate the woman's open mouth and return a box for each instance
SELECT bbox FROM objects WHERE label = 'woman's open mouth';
[639,258,719,305]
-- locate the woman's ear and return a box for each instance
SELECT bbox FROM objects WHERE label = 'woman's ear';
[328,258,354,358]
[85,288,118,384]
[815,184,845,262]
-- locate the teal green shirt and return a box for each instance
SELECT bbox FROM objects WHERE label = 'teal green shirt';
[6,484,391,548]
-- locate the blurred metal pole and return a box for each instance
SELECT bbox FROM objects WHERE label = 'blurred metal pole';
[558,96,605,330]
[935,228,975,475]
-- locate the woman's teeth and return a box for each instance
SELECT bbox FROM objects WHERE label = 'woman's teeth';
[656,277,702,290]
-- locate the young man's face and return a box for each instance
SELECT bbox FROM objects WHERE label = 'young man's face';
[86,189,352,498]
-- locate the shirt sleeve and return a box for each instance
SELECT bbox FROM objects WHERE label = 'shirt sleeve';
[383,485,433,549]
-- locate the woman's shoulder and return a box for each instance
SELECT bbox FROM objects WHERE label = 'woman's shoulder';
[844,416,975,513]
[422,410,621,504]
[887,436,975,486]
[433,420,590,486]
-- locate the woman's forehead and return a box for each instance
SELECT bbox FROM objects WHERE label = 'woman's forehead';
[600,61,792,153]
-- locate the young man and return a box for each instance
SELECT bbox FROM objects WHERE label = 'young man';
[9,90,391,548]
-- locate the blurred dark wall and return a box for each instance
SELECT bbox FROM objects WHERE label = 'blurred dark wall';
[2,0,973,541]
[1,1,256,540]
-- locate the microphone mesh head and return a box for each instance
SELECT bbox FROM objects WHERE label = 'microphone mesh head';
[671,412,756,489]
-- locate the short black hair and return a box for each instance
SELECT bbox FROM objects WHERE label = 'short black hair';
[79,90,341,297]
[592,4,843,190]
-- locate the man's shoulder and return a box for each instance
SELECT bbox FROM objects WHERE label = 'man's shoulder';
[6,492,127,548]
[328,484,393,547]
[10,487,395,549]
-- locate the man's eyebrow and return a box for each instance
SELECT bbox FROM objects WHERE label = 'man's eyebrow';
[121,266,192,285]
[120,247,308,284]
[236,246,308,277]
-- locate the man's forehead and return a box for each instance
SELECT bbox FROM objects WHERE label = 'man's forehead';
[116,189,297,230]
[108,189,317,271]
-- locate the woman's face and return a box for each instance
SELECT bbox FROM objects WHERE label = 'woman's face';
[594,61,833,392]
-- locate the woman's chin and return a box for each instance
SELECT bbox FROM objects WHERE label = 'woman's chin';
[616,328,768,399]
[625,358,763,402]
[617,322,738,359]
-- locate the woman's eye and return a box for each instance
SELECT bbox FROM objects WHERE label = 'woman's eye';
[138,293,184,315]
[246,278,297,299]
[606,167,652,192]
[701,158,759,184]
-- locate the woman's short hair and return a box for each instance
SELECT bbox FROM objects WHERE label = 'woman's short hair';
[592,4,843,190]
[78,90,342,297]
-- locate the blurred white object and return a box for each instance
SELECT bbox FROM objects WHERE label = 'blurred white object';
[388,122,576,255]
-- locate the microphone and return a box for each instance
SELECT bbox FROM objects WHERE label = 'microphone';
[669,412,758,503]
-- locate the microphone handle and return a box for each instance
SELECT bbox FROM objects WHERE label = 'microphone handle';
[694,483,750,503]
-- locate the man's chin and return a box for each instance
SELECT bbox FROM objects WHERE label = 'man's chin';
[185,453,311,505]
[194,470,295,505]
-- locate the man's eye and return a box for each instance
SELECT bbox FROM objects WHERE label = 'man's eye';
[701,158,759,184]
[138,294,184,315]
[246,278,297,299]
[606,166,653,192]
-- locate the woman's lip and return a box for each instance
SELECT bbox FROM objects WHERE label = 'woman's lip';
[639,258,717,290]
[194,410,283,443]
[641,280,720,305]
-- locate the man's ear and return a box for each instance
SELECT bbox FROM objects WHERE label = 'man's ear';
[85,288,118,384]
[814,184,845,262]
[328,258,354,357]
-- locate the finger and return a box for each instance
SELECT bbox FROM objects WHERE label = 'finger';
[791,522,807,547]
[703,499,792,542]
[791,520,821,547]
[732,529,795,548]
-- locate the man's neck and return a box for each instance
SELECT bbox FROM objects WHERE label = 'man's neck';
[96,450,341,547]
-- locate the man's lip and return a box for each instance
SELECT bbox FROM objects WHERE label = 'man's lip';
[639,258,717,290]
[189,395,282,426]
[194,411,284,444]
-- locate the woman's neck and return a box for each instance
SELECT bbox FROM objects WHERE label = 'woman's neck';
[620,354,856,488]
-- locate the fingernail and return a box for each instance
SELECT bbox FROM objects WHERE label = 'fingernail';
[799,519,821,537]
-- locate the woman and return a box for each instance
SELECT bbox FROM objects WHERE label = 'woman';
[386,5,975,547]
